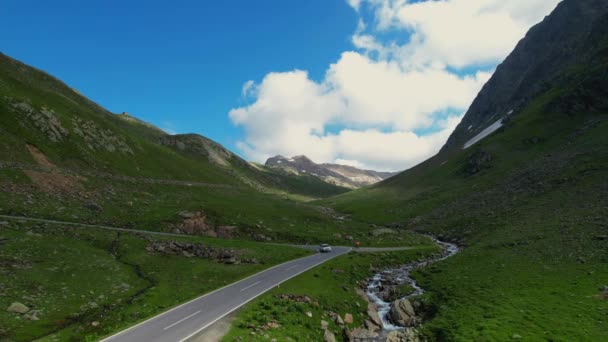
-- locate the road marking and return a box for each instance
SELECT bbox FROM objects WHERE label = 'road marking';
[163,310,201,331]
[99,247,353,342]
[178,247,352,342]
[240,280,262,292]
[286,264,299,271]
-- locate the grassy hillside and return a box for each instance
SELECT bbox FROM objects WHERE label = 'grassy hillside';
[0,218,311,341]
[316,9,608,340]
[0,52,363,249]
[0,52,348,201]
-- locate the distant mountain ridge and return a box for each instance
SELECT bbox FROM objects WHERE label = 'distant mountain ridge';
[265,155,396,188]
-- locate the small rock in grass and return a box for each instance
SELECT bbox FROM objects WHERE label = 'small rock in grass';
[321,319,329,329]
[84,202,103,212]
[305,311,313,318]
[344,313,353,324]
[512,334,522,339]
[91,321,100,327]
[324,329,336,342]
[7,302,29,314]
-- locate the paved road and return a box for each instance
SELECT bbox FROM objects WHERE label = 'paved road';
[291,244,416,253]
[0,214,187,237]
[1,215,417,253]
[101,247,351,342]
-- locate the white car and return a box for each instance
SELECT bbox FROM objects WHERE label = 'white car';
[319,244,332,253]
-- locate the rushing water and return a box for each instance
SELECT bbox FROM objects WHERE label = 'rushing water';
[366,238,460,331]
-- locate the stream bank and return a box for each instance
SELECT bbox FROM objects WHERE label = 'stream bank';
[355,238,459,341]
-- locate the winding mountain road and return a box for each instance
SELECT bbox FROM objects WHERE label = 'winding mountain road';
[1,215,421,341]
[101,247,351,342]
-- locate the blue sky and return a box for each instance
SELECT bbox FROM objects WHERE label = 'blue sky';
[2,0,560,171]
[2,0,357,151]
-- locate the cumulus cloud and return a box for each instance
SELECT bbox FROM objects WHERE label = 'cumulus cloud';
[229,0,560,172]
[354,0,561,68]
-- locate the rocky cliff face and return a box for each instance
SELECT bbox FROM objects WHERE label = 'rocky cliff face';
[442,0,608,153]
[265,155,396,188]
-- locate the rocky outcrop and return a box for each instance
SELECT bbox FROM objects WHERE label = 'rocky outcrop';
[10,100,68,142]
[145,240,257,264]
[7,302,29,314]
[464,149,493,176]
[386,329,420,342]
[274,294,318,305]
[72,117,133,154]
[370,228,398,237]
[442,0,608,152]
[170,211,239,238]
[159,134,234,167]
[388,299,417,326]
[171,211,212,235]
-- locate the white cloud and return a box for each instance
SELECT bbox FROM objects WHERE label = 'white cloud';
[229,55,483,171]
[228,0,560,172]
[356,0,561,68]
[347,0,363,12]
[241,80,256,98]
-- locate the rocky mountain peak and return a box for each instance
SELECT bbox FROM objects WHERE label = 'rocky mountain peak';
[441,0,608,153]
[264,155,397,188]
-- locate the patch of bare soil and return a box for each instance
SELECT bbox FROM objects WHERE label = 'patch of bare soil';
[25,144,55,170]
[24,144,84,195]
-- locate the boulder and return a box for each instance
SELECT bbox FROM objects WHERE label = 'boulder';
[344,313,353,324]
[350,328,378,340]
[7,302,29,314]
[370,228,397,237]
[388,299,417,326]
[364,319,378,331]
[323,329,336,342]
[367,308,383,329]
[386,328,420,342]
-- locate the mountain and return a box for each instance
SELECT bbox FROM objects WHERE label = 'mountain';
[321,0,608,340]
[442,0,608,154]
[0,51,365,250]
[265,155,396,188]
[0,52,349,200]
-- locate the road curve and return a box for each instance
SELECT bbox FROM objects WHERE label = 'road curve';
[100,246,351,342]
